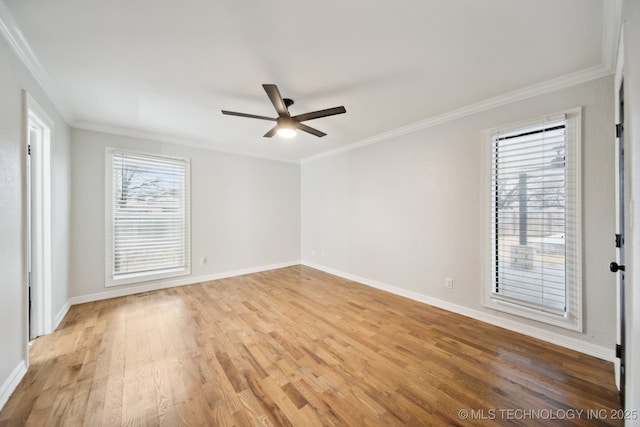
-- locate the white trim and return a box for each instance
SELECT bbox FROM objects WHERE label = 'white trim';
[612,22,625,391]
[0,2,73,122]
[75,64,612,166]
[0,360,27,411]
[24,91,55,337]
[104,147,192,287]
[301,261,613,362]
[481,108,583,332]
[74,122,300,165]
[602,0,624,72]
[0,0,619,166]
[302,65,612,164]
[482,112,568,137]
[54,300,71,331]
[69,260,300,305]
[615,24,625,93]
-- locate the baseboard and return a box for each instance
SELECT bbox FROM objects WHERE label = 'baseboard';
[0,360,27,411]
[301,261,614,362]
[68,260,301,306]
[54,300,71,330]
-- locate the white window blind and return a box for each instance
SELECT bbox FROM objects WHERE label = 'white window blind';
[106,149,190,286]
[489,115,581,325]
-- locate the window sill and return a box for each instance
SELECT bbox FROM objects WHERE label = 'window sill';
[484,297,582,332]
[105,267,191,287]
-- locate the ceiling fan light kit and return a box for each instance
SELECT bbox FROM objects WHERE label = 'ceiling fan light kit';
[276,113,298,138]
[222,84,346,138]
[276,124,297,138]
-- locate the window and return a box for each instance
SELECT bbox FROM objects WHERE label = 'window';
[485,110,582,330]
[106,149,191,286]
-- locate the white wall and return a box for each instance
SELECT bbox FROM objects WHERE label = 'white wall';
[302,76,616,353]
[52,119,71,322]
[623,0,640,418]
[0,35,71,406]
[69,129,300,300]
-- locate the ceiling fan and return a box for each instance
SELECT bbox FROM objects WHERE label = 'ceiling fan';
[222,84,346,138]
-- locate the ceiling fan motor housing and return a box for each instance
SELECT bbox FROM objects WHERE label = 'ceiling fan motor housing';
[277,117,296,127]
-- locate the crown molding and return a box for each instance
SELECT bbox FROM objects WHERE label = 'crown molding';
[301,63,614,164]
[1,0,621,165]
[0,1,74,123]
[303,2,623,165]
[86,61,615,167]
[73,121,300,164]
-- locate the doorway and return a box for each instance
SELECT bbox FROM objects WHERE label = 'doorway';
[25,92,53,340]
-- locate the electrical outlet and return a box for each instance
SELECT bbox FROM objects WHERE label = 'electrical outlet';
[445,277,453,289]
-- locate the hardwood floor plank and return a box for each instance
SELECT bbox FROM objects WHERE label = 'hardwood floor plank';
[0,265,622,426]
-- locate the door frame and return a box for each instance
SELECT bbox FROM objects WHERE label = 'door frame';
[613,26,625,394]
[23,91,54,345]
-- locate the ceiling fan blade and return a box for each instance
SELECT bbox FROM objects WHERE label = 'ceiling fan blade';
[263,84,290,118]
[221,110,276,121]
[263,126,278,138]
[296,122,327,138]
[293,106,346,122]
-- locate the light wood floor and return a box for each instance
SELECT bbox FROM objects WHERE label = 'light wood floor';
[0,265,622,426]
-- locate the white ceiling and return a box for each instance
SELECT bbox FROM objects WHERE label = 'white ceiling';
[1,0,618,162]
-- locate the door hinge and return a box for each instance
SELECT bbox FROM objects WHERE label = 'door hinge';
[616,344,622,359]
[616,123,623,138]
[28,144,31,155]
[615,234,622,248]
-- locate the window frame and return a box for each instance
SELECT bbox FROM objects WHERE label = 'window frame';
[105,148,191,287]
[482,108,582,331]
